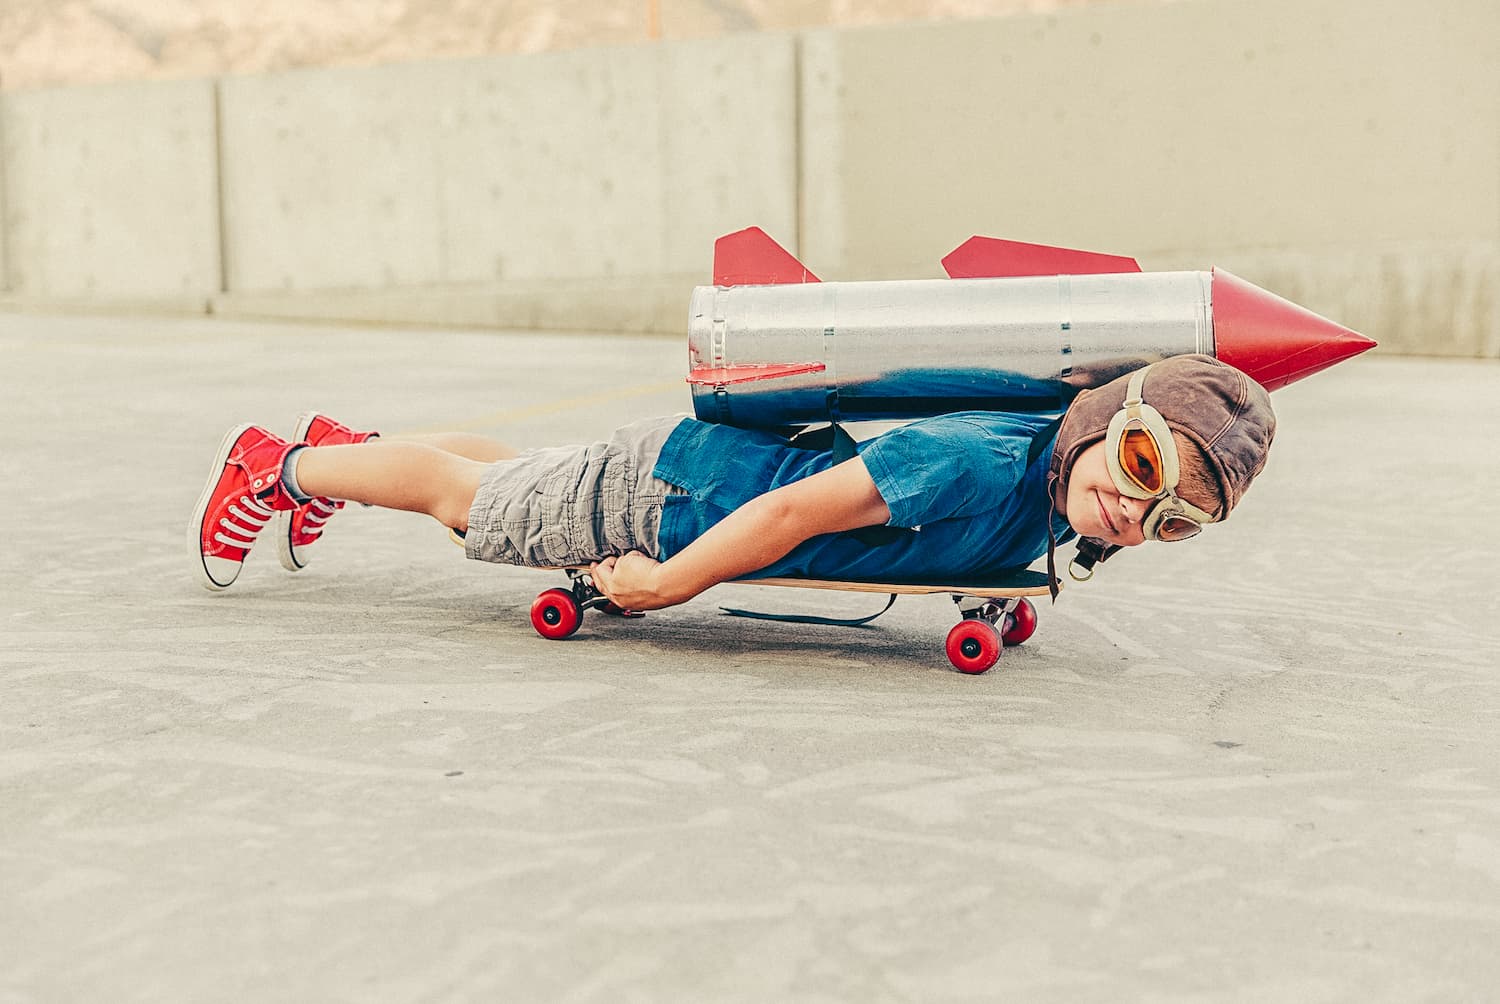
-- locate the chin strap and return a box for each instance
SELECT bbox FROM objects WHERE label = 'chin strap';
[1068,536,1123,581]
[1045,522,1060,603]
[1029,417,1067,604]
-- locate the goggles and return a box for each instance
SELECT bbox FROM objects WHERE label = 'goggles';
[1103,367,1219,543]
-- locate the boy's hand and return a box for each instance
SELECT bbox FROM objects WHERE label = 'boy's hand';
[590,552,674,611]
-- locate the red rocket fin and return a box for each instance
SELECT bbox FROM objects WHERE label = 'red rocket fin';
[714,227,820,286]
[941,236,1141,278]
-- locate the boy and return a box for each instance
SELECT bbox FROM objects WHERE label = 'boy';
[189,354,1274,610]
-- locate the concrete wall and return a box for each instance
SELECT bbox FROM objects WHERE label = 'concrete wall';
[0,0,1495,355]
[800,0,1500,356]
[0,79,220,303]
[216,35,797,292]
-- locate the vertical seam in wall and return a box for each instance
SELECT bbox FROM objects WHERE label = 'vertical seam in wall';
[793,32,805,260]
[211,78,229,300]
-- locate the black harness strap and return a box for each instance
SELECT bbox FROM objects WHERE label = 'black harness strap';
[788,422,906,547]
[786,422,858,462]
[718,592,897,627]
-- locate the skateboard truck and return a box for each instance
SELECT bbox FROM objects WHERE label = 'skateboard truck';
[944,595,1038,674]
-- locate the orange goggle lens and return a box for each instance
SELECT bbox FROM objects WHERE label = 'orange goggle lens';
[1117,427,1166,495]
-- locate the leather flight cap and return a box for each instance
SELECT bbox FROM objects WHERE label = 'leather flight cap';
[1049,353,1277,523]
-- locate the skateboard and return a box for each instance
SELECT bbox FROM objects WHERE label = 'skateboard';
[527,567,1055,674]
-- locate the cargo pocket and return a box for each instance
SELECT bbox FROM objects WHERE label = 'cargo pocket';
[597,452,636,554]
[533,465,579,566]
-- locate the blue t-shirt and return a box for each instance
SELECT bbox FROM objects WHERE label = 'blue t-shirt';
[652,412,1075,582]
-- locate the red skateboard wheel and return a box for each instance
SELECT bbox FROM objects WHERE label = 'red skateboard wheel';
[999,598,1038,646]
[531,588,583,640]
[945,619,1001,674]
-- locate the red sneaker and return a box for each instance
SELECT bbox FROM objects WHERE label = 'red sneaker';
[188,425,302,590]
[276,412,379,572]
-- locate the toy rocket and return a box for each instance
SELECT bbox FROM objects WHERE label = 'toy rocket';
[687,227,1375,428]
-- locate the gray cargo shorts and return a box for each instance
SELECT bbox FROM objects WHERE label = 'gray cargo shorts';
[464,415,686,567]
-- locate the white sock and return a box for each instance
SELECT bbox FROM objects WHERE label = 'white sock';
[280,446,315,505]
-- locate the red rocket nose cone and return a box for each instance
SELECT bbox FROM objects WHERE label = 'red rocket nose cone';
[1211,268,1377,391]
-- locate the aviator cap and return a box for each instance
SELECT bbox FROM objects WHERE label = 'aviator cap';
[1049,354,1277,520]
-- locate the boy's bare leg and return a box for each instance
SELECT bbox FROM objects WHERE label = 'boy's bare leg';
[294,442,486,531]
[276,425,520,574]
[394,431,518,463]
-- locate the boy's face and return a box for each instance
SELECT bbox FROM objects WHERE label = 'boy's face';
[1063,441,1152,547]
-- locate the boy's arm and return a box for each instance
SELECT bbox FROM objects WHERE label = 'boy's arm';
[589,457,892,611]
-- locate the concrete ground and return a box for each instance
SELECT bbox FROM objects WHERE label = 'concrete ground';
[2,311,1497,1002]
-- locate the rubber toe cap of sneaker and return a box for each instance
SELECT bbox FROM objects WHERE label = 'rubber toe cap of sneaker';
[199,555,243,590]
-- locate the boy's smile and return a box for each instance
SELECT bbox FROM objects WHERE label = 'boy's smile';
[1063,441,1149,547]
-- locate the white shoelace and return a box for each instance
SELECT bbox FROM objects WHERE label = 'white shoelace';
[215,495,276,549]
[295,498,341,539]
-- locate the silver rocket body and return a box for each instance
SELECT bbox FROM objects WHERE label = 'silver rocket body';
[688,271,1215,428]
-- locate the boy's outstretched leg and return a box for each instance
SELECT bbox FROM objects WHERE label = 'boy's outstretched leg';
[289,441,485,528]
[276,412,380,572]
[276,416,517,570]
[188,425,304,590]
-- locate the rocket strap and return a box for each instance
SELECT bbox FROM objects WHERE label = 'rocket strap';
[720,592,898,627]
[1026,417,1063,467]
[786,422,858,463]
[787,422,905,547]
